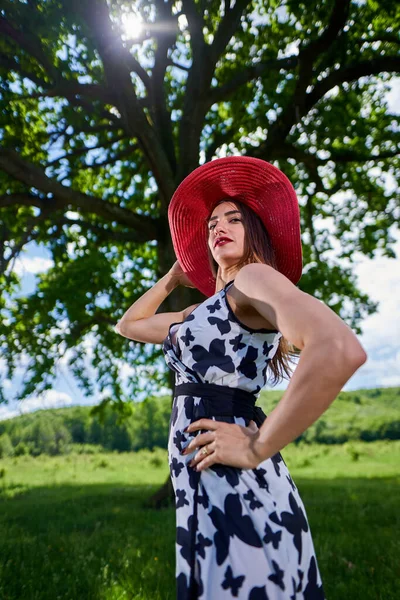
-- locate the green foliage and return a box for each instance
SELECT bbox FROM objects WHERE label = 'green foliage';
[0,433,13,458]
[0,0,399,405]
[0,394,172,455]
[258,386,400,444]
[14,442,29,457]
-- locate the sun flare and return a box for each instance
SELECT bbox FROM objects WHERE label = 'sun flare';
[121,13,143,39]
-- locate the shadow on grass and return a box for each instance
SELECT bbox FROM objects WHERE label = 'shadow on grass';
[0,483,176,600]
[0,477,399,600]
[296,476,400,600]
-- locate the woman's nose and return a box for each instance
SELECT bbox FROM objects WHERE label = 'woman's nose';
[214,221,227,234]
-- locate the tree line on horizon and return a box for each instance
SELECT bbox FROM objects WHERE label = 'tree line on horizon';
[0,387,399,458]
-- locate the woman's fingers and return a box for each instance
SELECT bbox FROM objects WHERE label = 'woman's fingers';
[185,418,218,433]
[185,419,244,436]
[180,420,261,471]
[180,419,262,471]
[189,442,216,469]
[182,431,214,454]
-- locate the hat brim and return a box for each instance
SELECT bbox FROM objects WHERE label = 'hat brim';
[168,156,303,297]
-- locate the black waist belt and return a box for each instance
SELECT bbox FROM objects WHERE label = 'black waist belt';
[174,382,267,427]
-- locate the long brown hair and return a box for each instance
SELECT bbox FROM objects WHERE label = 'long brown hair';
[206,198,298,385]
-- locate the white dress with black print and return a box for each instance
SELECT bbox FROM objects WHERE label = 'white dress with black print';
[162,280,326,600]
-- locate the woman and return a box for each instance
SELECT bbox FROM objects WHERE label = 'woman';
[115,156,367,599]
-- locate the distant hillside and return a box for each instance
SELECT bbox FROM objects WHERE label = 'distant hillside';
[0,387,399,457]
[257,387,400,444]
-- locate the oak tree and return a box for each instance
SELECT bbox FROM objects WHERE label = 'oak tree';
[0,0,399,413]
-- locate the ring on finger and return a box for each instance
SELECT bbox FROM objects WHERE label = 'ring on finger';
[201,446,209,456]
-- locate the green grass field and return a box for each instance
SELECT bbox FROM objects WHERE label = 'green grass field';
[1,441,399,599]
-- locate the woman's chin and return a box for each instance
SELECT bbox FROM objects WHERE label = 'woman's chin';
[213,247,243,259]
[214,254,244,267]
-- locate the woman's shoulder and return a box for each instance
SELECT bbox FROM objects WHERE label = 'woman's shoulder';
[236,262,277,282]
[235,263,297,297]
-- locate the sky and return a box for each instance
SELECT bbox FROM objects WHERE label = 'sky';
[0,82,399,422]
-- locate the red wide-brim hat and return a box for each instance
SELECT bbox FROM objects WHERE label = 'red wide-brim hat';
[168,156,302,297]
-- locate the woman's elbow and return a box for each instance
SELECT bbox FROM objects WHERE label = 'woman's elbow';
[335,336,368,374]
[348,344,368,370]
[114,321,124,336]
[320,332,367,376]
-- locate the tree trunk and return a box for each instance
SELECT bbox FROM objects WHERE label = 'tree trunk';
[146,237,205,509]
[146,471,175,509]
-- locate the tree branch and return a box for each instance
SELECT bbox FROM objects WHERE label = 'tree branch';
[0,47,114,106]
[209,0,253,65]
[263,144,328,194]
[71,146,138,170]
[19,82,115,104]
[0,193,54,211]
[0,16,58,79]
[263,142,400,169]
[262,0,351,152]
[177,0,210,178]
[2,5,165,195]
[181,0,205,51]
[178,2,254,178]
[48,122,123,146]
[0,46,121,127]
[0,52,48,88]
[0,203,151,278]
[53,216,151,244]
[167,59,190,72]
[305,56,400,111]
[0,150,158,238]
[44,136,130,167]
[68,310,116,340]
[205,126,236,162]
[299,0,350,58]
[327,148,400,163]
[355,34,400,47]
[207,56,298,107]
[67,0,175,201]
[305,195,322,263]
[0,210,49,276]
[151,0,178,173]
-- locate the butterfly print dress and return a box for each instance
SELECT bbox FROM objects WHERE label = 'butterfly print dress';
[162,280,326,599]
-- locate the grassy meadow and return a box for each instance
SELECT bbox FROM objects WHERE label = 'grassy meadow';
[0,441,399,599]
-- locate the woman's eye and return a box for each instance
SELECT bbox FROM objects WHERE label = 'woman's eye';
[208,218,241,231]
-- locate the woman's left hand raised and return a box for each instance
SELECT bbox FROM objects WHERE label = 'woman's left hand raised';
[181,419,265,471]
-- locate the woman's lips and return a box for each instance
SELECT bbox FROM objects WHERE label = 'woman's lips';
[214,238,232,248]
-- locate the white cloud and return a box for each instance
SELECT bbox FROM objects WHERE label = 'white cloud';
[13,255,54,276]
[344,238,400,389]
[0,406,19,421]
[0,389,74,421]
[273,238,400,392]
[354,240,400,345]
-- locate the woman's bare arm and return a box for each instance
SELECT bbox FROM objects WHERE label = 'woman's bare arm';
[233,262,367,462]
[114,266,200,344]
